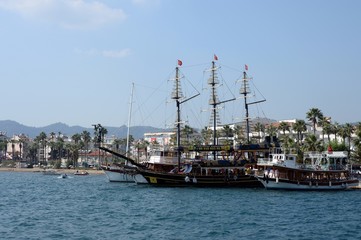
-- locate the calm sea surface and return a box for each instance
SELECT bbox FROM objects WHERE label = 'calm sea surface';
[1,171,361,240]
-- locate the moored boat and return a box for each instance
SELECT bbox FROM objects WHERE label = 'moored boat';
[131,59,265,187]
[101,164,137,183]
[74,170,89,176]
[99,148,148,184]
[255,148,359,190]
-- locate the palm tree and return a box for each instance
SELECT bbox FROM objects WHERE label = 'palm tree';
[278,122,290,135]
[221,125,234,145]
[319,116,331,145]
[0,138,8,160]
[48,140,57,160]
[331,122,340,142]
[201,127,212,145]
[323,123,333,143]
[233,125,244,145]
[135,140,150,162]
[50,132,56,141]
[81,130,91,164]
[112,138,124,152]
[338,125,348,144]
[182,125,194,144]
[343,123,354,157]
[351,124,361,163]
[293,119,307,145]
[279,135,296,150]
[254,122,265,143]
[303,135,323,152]
[306,108,323,135]
[71,133,82,167]
[11,139,16,160]
[35,132,47,165]
[266,125,277,142]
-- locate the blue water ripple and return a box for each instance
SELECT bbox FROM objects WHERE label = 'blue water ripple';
[1,172,361,239]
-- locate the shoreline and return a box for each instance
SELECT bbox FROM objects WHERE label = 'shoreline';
[0,167,104,175]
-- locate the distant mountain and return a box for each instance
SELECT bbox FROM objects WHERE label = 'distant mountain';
[0,120,167,139]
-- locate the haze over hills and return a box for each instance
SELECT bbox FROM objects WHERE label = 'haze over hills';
[0,117,280,140]
[0,120,167,139]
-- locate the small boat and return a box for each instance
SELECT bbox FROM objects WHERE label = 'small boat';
[74,170,89,176]
[255,148,359,190]
[59,173,68,179]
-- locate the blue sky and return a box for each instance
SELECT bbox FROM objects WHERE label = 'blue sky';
[0,0,360,130]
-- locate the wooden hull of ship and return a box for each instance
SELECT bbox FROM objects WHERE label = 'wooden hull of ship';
[138,169,263,188]
[257,176,359,190]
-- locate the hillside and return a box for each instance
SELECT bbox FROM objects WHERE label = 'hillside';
[0,120,167,139]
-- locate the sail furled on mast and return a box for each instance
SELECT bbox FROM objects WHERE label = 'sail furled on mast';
[207,61,221,128]
[239,71,266,143]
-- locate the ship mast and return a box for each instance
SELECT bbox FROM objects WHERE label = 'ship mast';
[171,65,199,170]
[125,82,134,158]
[240,71,266,143]
[208,61,235,159]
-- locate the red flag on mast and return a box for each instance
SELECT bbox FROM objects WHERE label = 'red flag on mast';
[214,54,218,61]
[245,64,248,71]
[177,59,182,66]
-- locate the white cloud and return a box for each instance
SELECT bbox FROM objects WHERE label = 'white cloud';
[102,49,131,58]
[0,0,127,29]
[132,0,160,7]
[75,48,131,58]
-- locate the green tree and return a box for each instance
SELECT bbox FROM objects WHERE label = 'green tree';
[201,127,212,145]
[352,123,361,163]
[319,116,331,145]
[35,132,47,165]
[306,108,323,135]
[0,138,8,160]
[81,130,91,164]
[221,125,234,145]
[303,135,323,152]
[293,119,307,145]
[266,125,277,141]
[233,125,245,144]
[279,135,296,150]
[278,122,290,135]
[254,122,265,143]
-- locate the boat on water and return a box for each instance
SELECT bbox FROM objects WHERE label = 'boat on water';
[255,148,359,190]
[99,148,148,184]
[59,173,68,179]
[118,59,266,187]
[101,163,139,183]
[74,170,89,176]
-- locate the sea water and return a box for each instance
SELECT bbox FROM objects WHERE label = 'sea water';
[0,171,361,240]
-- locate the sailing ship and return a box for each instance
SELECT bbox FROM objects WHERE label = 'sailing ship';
[255,148,359,190]
[133,59,265,187]
[100,83,148,184]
